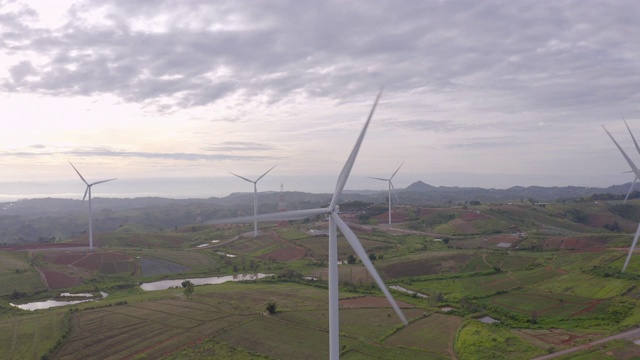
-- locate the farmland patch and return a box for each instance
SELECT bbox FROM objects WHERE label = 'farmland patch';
[139,256,189,277]
[385,313,463,357]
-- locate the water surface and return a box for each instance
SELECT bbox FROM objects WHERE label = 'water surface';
[141,273,273,291]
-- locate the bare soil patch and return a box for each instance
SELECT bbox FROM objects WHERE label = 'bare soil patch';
[38,267,81,289]
[462,211,492,221]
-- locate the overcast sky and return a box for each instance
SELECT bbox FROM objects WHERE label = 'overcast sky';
[1,0,640,200]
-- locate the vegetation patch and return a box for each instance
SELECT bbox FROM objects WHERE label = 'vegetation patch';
[385,313,462,357]
[139,256,190,277]
[455,321,543,360]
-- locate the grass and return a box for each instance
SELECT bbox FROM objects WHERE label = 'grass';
[479,290,611,319]
[0,250,45,296]
[384,313,462,357]
[0,310,67,359]
[407,267,562,302]
[534,273,635,299]
[162,340,273,359]
[455,321,544,360]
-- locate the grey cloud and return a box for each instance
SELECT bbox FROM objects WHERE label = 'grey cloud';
[1,0,639,120]
[203,141,277,152]
[1,145,277,161]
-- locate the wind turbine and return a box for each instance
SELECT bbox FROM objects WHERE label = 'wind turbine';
[69,161,116,250]
[369,162,403,224]
[603,126,640,272]
[229,165,276,237]
[622,119,640,203]
[210,91,408,359]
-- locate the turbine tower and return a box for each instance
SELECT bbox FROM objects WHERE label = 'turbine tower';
[69,161,116,250]
[603,126,640,272]
[369,162,403,224]
[623,119,640,203]
[210,91,408,359]
[229,165,276,237]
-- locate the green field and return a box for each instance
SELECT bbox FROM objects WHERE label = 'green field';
[0,250,45,296]
[3,201,640,359]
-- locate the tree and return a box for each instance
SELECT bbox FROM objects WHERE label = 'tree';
[181,280,194,299]
[266,302,277,314]
[368,253,377,261]
[347,254,357,264]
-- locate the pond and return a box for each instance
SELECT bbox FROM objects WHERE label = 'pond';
[11,292,108,311]
[478,316,500,324]
[140,273,273,291]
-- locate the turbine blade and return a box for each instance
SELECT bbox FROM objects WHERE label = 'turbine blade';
[390,181,400,205]
[82,186,89,202]
[623,222,640,272]
[68,161,88,185]
[330,90,382,209]
[624,176,638,203]
[332,213,408,325]
[624,118,640,155]
[369,177,389,181]
[256,164,277,182]
[390,162,404,180]
[603,126,640,179]
[206,208,327,225]
[229,172,255,183]
[90,178,117,186]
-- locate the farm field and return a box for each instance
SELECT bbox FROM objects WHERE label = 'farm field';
[3,200,640,359]
[0,250,45,296]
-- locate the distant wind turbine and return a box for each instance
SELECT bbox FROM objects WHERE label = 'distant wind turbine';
[229,165,276,237]
[210,91,408,359]
[69,161,116,250]
[369,162,403,224]
[603,126,640,272]
[622,119,640,203]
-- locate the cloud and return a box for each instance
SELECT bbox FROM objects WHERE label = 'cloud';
[203,141,277,152]
[0,0,634,119]
[0,145,278,161]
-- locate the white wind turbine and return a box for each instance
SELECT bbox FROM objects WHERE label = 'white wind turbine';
[369,162,403,224]
[229,165,276,237]
[210,92,408,359]
[603,126,640,272]
[622,119,640,203]
[69,161,116,250]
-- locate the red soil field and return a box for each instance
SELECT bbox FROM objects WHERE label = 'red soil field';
[488,234,519,245]
[340,296,414,309]
[461,211,492,221]
[73,254,103,271]
[46,253,85,265]
[373,211,407,223]
[39,268,81,289]
[541,236,603,250]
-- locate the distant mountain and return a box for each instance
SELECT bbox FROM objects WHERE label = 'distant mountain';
[400,181,634,203]
[0,182,636,244]
[404,181,436,192]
